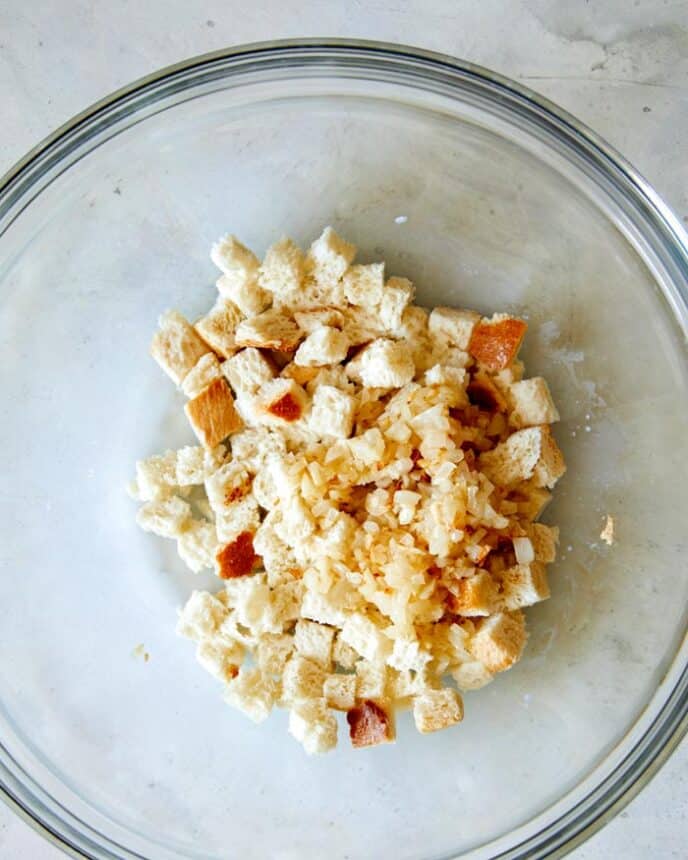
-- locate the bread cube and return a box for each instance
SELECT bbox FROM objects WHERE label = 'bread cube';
[257,633,294,676]
[346,700,395,748]
[294,619,335,668]
[306,226,356,285]
[355,660,388,700]
[302,590,347,627]
[224,667,277,723]
[294,307,345,333]
[176,519,220,573]
[294,326,349,367]
[510,377,560,427]
[196,637,244,683]
[340,613,392,663]
[345,338,415,388]
[135,450,178,501]
[254,378,309,426]
[412,688,464,734]
[194,298,243,359]
[451,571,498,616]
[378,277,415,331]
[387,637,432,673]
[468,314,527,371]
[332,634,359,670]
[258,237,305,297]
[343,263,385,307]
[176,590,228,641]
[308,385,356,439]
[181,353,223,398]
[424,364,467,388]
[235,309,303,352]
[150,310,210,385]
[136,495,192,538]
[469,610,527,673]
[428,307,480,350]
[185,377,243,448]
[282,655,326,702]
[347,427,385,465]
[499,563,550,610]
[211,234,260,278]
[528,523,559,563]
[323,674,357,711]
[451,660,494,691]
[222,347,276,398]
[175,444,226,485]
[288,698,338,755]
[479,425,565,489]
[212,235,270,316]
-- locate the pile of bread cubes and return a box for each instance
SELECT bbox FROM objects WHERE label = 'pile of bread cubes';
[130,226,565,754]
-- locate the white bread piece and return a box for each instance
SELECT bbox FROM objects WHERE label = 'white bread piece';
[211,234,260,278]
[252,521,300,586]
[184,378,243,448]
[254,378,309,426]
[150,310,210,385]
[212,235,270,316]
[355,660,388,700]
[258,237,305,297]
[294,307,345,333]
[196,637,244,683]
[223,667,277,723]
[509,377,560,427]
[181,353,223,398]
[215,496,260,544]
[387,637,432,673]
[288,698,338,755]
[256,633,294,676]
[135,451,178,501]
[175,444,226,486]
[340,612,392,663]
[428,307,480,350]
[222,347,276,397]
[234,309,303,352]
[343,263,385,307]
[452,571,498,616]
[217,273,271,317]
[412,688,464,733]
[424,364,467,388]
[323,674,357,711]
[345,338,415,388]
[379,277,415,331]
[136,495,192,538]
[294,326,349,367]
[388,668,429,702]
[451,661,494,691]
[176,519,220,573]
[294,619,335,669]
[229,426,286,472]
[194,298,243,359]
[176,590,228,641]
[479,425,565,489]
[268,581,304,628]
[469,610,527,673]
[527,522,559,563]
[306,226,356,286]
[309,385,356,439]
[333,634,359,670]
[223,574,272,632]
[347,427,385,466]
[205,462,252,513]
[302,589,347,627]
[499,563,550,610]
[282,654,326,702]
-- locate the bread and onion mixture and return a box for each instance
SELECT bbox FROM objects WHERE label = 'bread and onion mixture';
[130,227,565,754]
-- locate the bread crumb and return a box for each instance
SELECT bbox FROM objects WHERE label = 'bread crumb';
[600,515,615,546]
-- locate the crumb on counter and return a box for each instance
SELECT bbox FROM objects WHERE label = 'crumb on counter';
[600,515,615,546]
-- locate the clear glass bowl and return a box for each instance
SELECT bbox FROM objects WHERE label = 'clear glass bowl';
[1,40,687,860]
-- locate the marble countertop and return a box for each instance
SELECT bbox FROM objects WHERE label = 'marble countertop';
[0,1,686,857]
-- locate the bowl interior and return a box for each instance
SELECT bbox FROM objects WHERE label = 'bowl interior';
[1,63,687,860]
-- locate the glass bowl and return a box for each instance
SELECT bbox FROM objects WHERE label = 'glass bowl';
[1,40,687,860]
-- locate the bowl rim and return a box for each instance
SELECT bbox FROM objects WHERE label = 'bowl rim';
[1,37,687,860]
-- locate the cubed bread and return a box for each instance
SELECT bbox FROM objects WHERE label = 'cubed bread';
[185,377,243,448]
[150,310,210,385]
[281,363,320,386]
[479,425,565,488]
[332,634,359,670]
[136,495,192,538]
[346,700,395,748]
[254,378,309,426]
[425,364,467,389]
[181,353,223,398]
[194,298,244,359]
[428,307,480,350]
[451,571,498,616]
[176,519,219,573]
[135,450,178,501]
[451,660,494,691]
[306,226,356,285]
[282,654,326,702]
[196,637,244,683]
[387,637,432,673]
[211,234,260,278]
[176,590,228,641]
[223,667,277,723]
[468,314,528,371]
[258,237,305,297]
[323,673,357,711]
[340,613,392,663]
[294,326,349,366]
[235,309,303,352]
[175,444,226,485]
[355,660,388,700]
[308,385,356,439]
[302,590,347,628]
[294,619,335,668]
[343,263,385,307]
[499,563,550,610]
[527,523,559,563]
[288,698,338,755]
[412,688,464,733]
[257,633,294,676]
[345,338,415,388]
[294,307,345,333]
[378,277,415,331]
[509,377,560,427]
[222,347,277,396]
[469,610,527,673]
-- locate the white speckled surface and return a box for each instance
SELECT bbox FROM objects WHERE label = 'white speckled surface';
[0,2,686,857]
